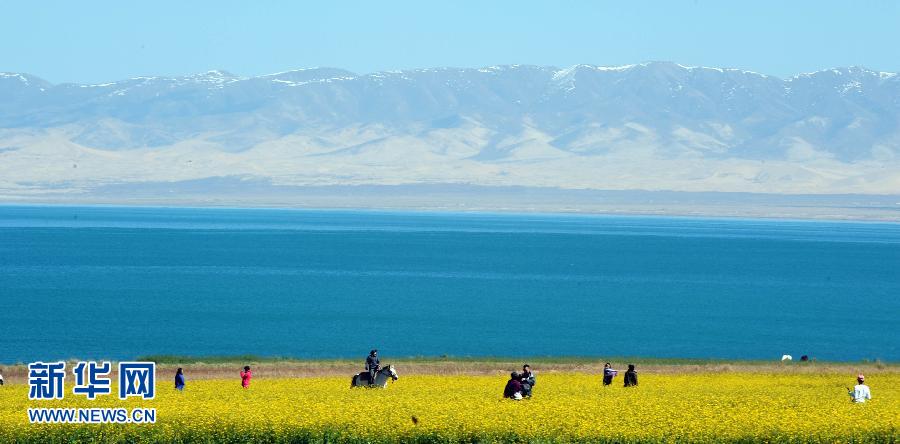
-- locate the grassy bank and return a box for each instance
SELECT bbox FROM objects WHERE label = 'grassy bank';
[136,354,800,365]
[2,355,894,383]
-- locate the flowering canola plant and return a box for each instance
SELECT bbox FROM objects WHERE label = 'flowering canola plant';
[0,372,896,443]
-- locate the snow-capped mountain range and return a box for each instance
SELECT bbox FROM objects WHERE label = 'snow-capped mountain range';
[1,61,898,196]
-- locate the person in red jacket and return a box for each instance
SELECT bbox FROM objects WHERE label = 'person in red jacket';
[240,366,252,388]
[503,372,523,399]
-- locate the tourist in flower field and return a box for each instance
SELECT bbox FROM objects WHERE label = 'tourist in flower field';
[503,372,523,400]
[240,366,252,389]
[520,364,536,397]
[848,374,871,403]
[0,368,4,386]
[624,364,638,387]
[365,349,380,387]
[602,363,618,386]
[174,367,185,391]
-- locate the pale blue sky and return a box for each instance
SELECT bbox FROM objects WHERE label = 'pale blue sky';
[3,0,899,84]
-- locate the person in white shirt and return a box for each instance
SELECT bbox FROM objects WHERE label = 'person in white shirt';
[848,374,871,403]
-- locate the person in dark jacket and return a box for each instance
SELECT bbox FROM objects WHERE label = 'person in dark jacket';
[174,368,185,391]
[602,362,618,386]
[503,372,523,399]
[520,364,536,397]
[365,349,380,387]
[623,364,638,387]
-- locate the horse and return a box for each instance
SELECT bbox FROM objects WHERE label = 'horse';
[351,365,399,388]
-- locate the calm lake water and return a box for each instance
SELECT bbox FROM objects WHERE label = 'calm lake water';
[1,205,897,363]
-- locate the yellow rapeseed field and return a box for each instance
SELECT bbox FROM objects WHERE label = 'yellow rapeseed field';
[0,372,896,443]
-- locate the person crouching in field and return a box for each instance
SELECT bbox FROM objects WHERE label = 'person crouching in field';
[174,368,185,391]
[520,364,536,398]
[504,372,523,400]
[602,363,618,386]
[623,364,638,387]
[240,366,252,389]
[848,374,871,403]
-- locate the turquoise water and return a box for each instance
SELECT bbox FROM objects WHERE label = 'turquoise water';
[1,205,897,362]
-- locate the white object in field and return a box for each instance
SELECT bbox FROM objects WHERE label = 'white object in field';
[781,355,793,361]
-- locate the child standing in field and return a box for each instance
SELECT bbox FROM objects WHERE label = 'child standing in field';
[602,363,617,386]
[240,366,252,389]
[174,368,185,391]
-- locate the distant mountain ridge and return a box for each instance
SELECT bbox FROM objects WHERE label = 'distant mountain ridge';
[1,62,898,196]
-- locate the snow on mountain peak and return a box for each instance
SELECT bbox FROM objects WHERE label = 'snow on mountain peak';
[0,72,34,85]
[0,72,51,91]
[594,64,639,72]
[477,65,514,73]
[189,70,240,82]
[262,67,325,77]
[791,66,887,81]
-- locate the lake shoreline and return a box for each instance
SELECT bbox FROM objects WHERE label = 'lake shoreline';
[3,183,900,223]
[3,200,898,223]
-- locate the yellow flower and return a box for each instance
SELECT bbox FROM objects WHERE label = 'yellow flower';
[0,372,896,442]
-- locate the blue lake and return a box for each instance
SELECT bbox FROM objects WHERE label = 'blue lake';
[0,205,897,362]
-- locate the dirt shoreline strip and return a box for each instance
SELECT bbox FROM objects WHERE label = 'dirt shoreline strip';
[1,359,894,383]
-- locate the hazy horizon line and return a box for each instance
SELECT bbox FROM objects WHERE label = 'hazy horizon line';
[4,61,899,87]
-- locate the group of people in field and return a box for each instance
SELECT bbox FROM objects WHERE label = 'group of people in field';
[501,362,638,401]
[602,363,638,387]
[165,365,249,391]
[160,356,874,404]
[503,364,536,400]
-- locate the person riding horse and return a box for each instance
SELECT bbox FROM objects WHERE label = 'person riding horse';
[351,363,398,388]
[365,349,380,387]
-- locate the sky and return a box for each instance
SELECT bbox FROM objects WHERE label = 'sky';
[3,0,899,84]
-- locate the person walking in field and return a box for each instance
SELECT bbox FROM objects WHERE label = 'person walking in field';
[623,364,638,387]
[848,374,871,403]
[0,368,4,386]
[240,366,252,389]
[365,349,380,387]
[174,368,185,391]
[602,362,618,386]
